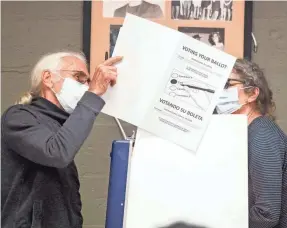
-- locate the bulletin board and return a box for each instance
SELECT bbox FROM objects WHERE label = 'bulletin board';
[83,0,253,72]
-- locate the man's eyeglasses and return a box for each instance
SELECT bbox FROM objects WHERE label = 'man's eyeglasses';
[60,70,90,84]
[224,78,245,89]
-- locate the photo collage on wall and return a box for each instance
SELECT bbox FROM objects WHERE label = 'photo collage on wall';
[171,0,233,21]
[89,0,245,68]
[104,0,166,57]
[104,0,231,57]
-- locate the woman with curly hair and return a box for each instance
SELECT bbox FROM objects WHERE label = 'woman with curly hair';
[216,59,287,228]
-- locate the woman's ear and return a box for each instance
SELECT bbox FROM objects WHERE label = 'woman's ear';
[248,87,260,103]
[42,70,53,89]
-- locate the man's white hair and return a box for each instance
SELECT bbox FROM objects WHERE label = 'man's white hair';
[17,51,87,105]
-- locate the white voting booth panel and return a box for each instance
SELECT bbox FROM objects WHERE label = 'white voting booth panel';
[125,115,248,228]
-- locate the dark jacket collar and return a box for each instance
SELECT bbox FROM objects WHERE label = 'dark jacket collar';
[30,96,69,125]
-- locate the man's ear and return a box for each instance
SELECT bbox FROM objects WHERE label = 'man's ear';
[42,70,53,88]
[248,87,260,103]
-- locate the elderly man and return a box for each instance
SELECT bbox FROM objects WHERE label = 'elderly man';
[1,52,122,228]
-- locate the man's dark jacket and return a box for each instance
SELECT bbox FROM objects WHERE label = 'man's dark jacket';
[1,92,105,228]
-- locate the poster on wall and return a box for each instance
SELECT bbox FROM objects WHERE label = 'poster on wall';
[83,0,253,72]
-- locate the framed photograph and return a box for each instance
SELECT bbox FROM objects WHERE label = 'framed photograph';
[171,0,234,21]
[83,1,253,71]
[103,0,165,18]
[178,27,225,51]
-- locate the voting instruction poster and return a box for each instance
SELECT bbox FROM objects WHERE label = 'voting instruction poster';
[101,14,236,152]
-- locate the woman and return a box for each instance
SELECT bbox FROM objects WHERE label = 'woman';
[201,0,212,20]
[222,0,232,20]
[216,59,287,228]
[208,32,224,51]
[211,0,220,20]
[192,0,202,19]
[172,0,181,19]
[179,0,193,19]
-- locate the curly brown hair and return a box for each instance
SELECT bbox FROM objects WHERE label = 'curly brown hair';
[233,58,276,120]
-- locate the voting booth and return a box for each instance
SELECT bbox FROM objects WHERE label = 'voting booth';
[82,4,253,227]
[101,15,249,228]
[105,115,248,228]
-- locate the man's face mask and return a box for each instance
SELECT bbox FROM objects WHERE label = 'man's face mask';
[216,86,253,114]
[52,76,88,114]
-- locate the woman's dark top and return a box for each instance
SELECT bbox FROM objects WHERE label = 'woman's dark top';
[248,116,287,228]
[1,92,105,228]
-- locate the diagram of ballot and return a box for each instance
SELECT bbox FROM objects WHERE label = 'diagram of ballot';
[165,69,215,111]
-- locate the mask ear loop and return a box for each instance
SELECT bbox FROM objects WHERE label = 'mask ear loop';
[240,86,259,120]
[239,86,254,106]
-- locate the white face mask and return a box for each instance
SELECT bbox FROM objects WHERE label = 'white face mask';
[53,77,88,114]
[216,87,245,114]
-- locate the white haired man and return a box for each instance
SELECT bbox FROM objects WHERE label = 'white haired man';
[1,52,122,228]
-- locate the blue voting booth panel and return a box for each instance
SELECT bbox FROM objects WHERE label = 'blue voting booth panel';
[105,140,131,228]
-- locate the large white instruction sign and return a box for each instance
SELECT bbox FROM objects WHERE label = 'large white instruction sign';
[101,14,236,151]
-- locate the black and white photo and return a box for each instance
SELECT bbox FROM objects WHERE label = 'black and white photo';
[171,0,181,19]
[171,0,233,21]
[178,27,225,51]
[110,25,122,57]
[221,0,233,21]
[103,0,165,18]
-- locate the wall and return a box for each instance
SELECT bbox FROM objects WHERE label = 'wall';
[1,1,286,228]
[252,1,287,131]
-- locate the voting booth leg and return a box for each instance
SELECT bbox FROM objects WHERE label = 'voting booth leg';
[105,140,132,228]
